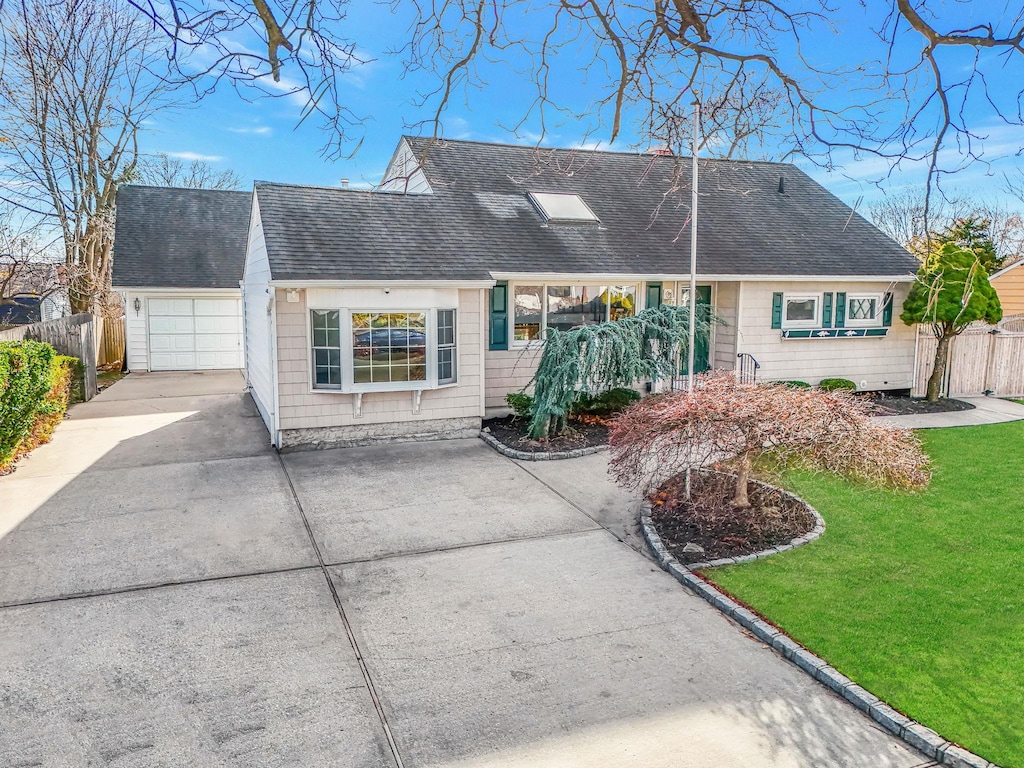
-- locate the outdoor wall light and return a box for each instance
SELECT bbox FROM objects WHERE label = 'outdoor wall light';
[133,297,141,314]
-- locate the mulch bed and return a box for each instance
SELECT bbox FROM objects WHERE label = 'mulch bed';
[862,392,975,416]
[649,471,816,565]
[481,415,608,454]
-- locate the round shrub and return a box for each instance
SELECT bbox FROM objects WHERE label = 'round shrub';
[778,380,811,389]
[572,387,642,417]
[505,392,533,419]
[818,377,857,392]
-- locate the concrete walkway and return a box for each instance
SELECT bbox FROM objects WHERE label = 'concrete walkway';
[0,372,936,768]
[878,395,1024,429]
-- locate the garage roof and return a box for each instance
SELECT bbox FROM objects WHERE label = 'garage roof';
[112,185,251,289]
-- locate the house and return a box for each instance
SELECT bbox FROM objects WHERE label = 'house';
[112,186,251,371]
[989,259,1024,316]
[235,137,919,449]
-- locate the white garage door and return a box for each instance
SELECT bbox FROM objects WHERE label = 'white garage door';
[148,297,243,370]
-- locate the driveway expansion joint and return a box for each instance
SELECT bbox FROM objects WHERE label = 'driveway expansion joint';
[276,452,406,768]
[639,502,1000,768]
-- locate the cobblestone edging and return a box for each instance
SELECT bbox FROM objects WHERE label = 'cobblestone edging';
[640,492,998,768]
[478,430,608,461]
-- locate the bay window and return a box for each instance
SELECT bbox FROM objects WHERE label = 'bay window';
[311,308,456,392]
[311,309,342,389]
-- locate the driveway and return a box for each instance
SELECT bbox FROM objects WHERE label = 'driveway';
[0,372,935,767]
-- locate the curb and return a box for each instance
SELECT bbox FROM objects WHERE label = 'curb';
[640,502,998,768]
[478,430,608,461]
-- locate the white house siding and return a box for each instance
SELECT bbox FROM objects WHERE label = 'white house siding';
[123,288,242,372]
[484,346,543,412]
[712,281,739,370]
[241,199,275,436]
[274,286,484,448]
[735,280,915,390]
[379,138,433,194]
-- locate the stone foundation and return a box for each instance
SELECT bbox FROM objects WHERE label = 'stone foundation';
[278,416,482,451]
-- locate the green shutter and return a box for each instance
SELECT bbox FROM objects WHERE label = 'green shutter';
[771,292,784,329]
[646,282,662,309]
[834,292,847,328]
[821,292,834,328]
[882,292,893,327]
[489,282,508,350]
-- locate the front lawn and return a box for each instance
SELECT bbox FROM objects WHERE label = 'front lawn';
[708,422,1024,768]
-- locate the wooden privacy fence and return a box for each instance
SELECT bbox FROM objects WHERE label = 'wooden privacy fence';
[0,313,99,400]
[913,314,1024,398]
[95,315,126,368]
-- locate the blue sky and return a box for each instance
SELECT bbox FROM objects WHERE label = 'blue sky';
[140,1,1023,208]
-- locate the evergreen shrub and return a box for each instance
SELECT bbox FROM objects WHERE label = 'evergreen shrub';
[0,341,77,471]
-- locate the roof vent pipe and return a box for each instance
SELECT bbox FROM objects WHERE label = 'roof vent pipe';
[340,178,349,189]
[778,175,785,194]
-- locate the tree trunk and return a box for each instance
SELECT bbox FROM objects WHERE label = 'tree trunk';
[732,454,751,508]
[926,332,952,403]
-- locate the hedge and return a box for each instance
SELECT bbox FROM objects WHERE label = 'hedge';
[0,341,77,473]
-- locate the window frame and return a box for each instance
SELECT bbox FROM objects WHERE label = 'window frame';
[781,294,820,330]
[508,282,638,348]
[436,308,458,385]
[844,292,884,328]
[309,309,343,391]
[307,307,459,394]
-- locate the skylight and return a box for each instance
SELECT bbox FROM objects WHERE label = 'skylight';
[528,192,600,224]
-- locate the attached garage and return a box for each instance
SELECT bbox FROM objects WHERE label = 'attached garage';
[112,186,252,372]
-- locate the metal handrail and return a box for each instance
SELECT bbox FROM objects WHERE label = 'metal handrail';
[737,352,760,384]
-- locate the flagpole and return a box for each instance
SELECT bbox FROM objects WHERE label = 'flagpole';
[687,99,699,394]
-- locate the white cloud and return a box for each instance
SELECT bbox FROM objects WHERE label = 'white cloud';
[226,125,273,136]
[162,151,223,162]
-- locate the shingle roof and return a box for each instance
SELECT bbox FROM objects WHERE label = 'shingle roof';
[112,185,251,289]
[257,136,918,282]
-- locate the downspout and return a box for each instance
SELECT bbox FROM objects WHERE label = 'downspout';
[269,288,282,448]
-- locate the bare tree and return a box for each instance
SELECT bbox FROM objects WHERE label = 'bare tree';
[871,190,1024,265]
[134,153,243,190]
[0,209,64,312]
[116,0,367,159]
[0,0,180,314]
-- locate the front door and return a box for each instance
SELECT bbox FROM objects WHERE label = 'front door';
[678,284,712,375]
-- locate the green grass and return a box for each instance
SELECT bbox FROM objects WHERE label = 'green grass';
[709,422,1024,767]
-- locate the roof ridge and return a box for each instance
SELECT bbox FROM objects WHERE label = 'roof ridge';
[254,180,410,195]
[400,134,796,168]
[119,184,251,195]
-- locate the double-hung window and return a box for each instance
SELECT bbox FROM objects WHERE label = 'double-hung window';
[311,310,342,389]
[437,309,457,384]
[311,309,457,391]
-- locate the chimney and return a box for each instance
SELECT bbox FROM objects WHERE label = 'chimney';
[340,178,350,189]
[650,144,674,156]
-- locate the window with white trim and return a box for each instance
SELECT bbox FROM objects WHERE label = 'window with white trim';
[510,283,636,344]
[845,293,882,327]
[782,295,819,329]
[311,309,342,389]
[437,309,457,384]
[310,309,457,392]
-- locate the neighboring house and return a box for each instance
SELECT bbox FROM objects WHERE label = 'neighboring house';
[235,137,918,449]
[989,259,1024,315]
[112,186,250,371]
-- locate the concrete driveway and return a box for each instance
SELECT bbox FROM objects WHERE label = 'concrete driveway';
[0,372,935,767]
